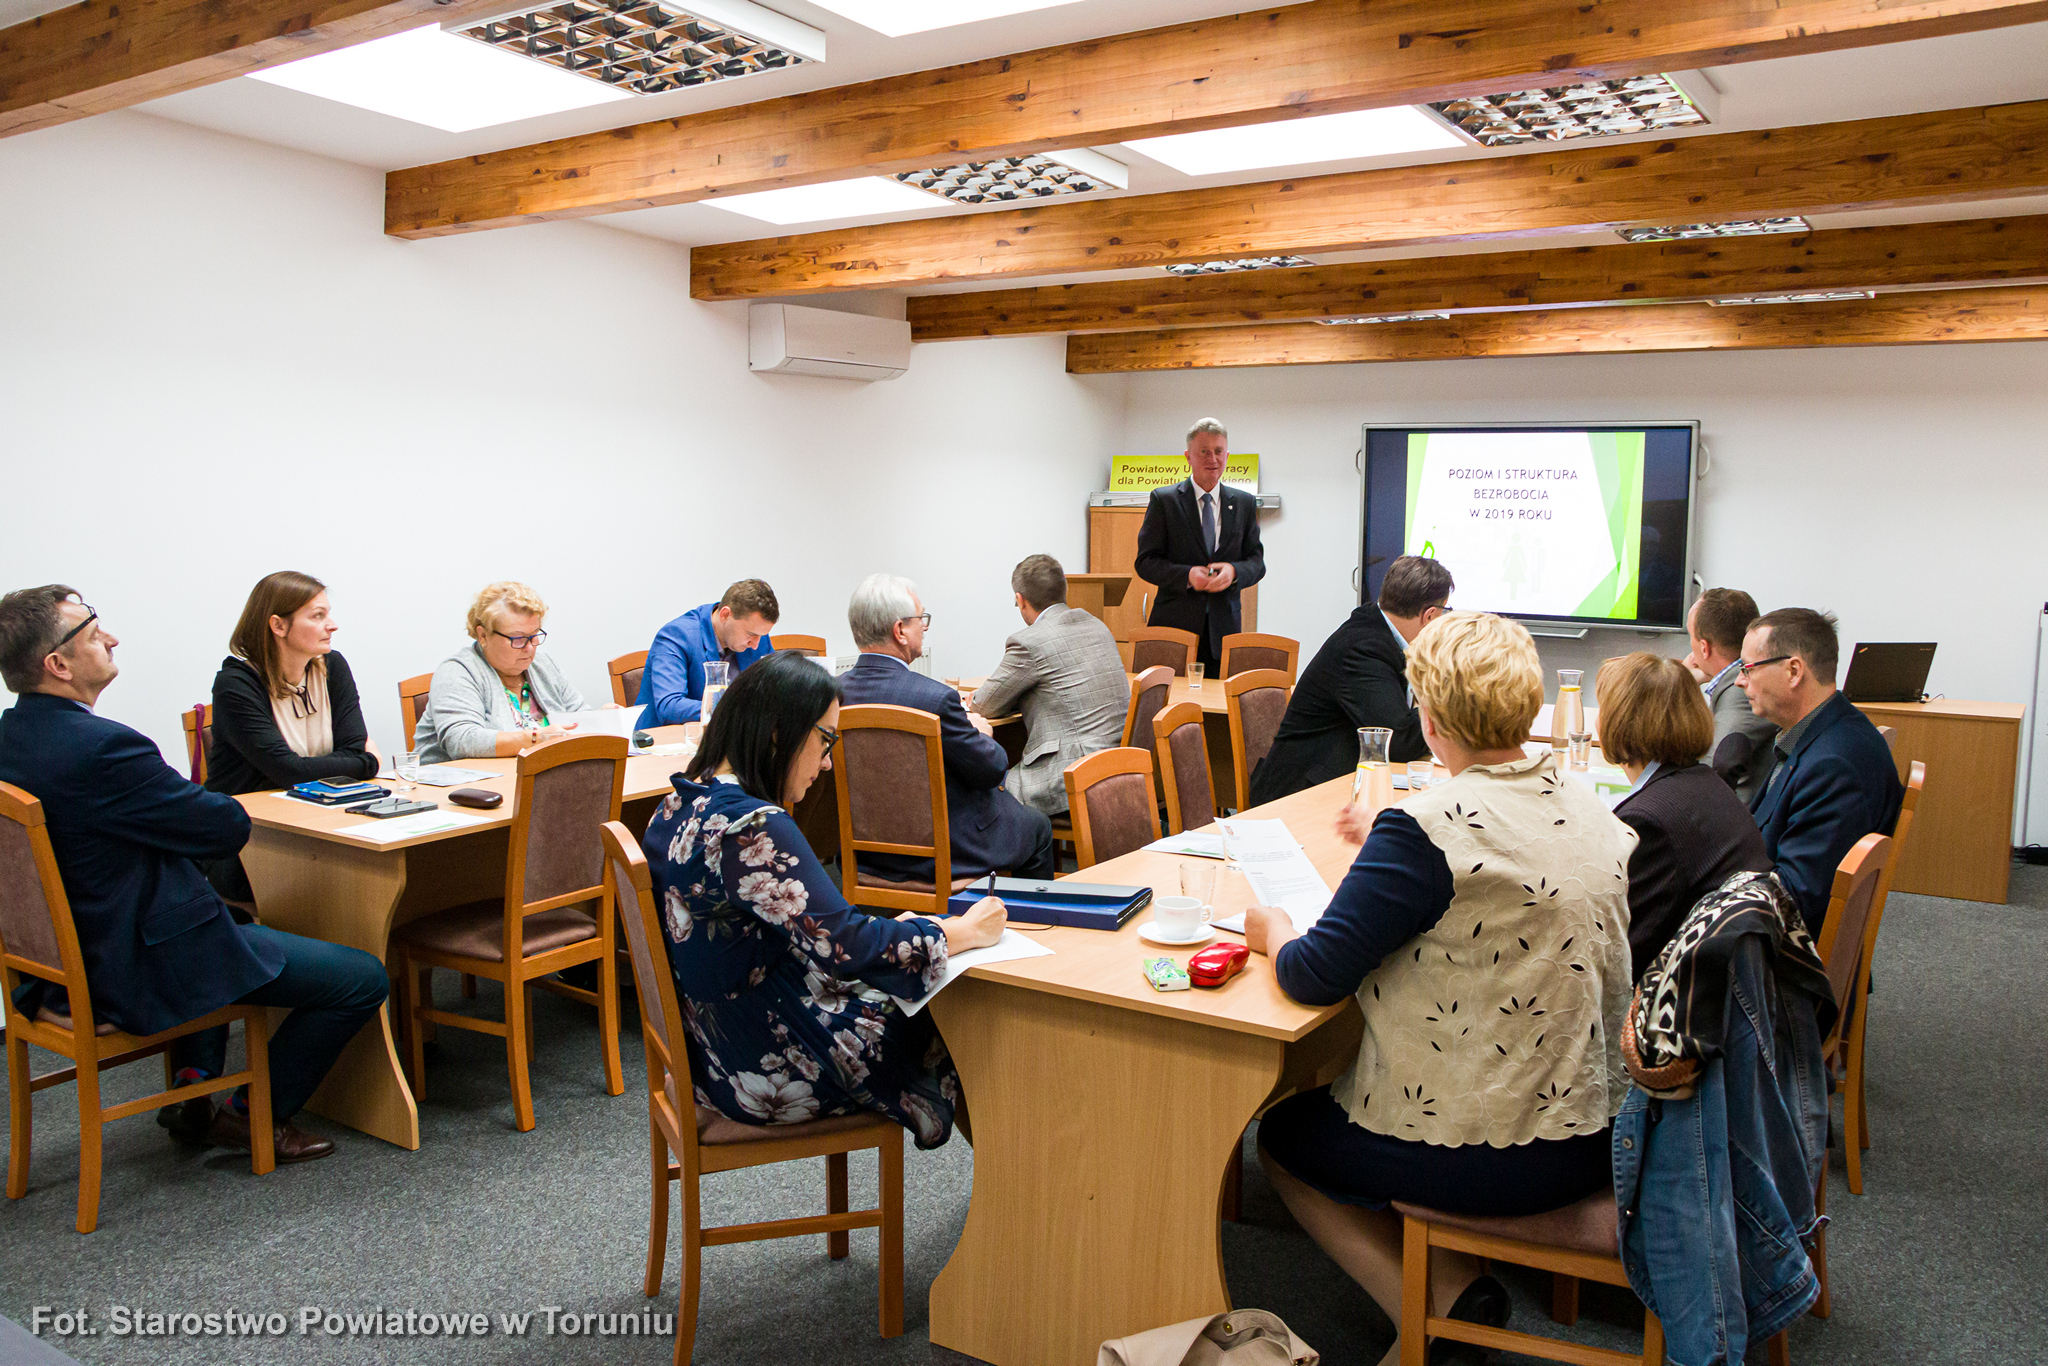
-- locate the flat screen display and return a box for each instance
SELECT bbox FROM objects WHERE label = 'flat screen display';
[1361,423,1697,632]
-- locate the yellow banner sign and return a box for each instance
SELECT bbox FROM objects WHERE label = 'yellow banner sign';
[1107,454,1260,493]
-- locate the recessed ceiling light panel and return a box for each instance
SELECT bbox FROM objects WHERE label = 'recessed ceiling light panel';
[1618,217,1811,243]
[1126,106,1465,176]
[459,0,814,95]
[708,175,948,225]
[895,152,1125,205]
[1316,311,1451,325]
[1164,256,1315,276]
[806,0,1083,37]
[1429,75,1706,147]
[1708,290,1876,306]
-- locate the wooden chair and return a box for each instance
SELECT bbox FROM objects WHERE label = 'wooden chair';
[1129,626,1198,677]
[601,822,903,1366]
[1062,749,1161,869]
[398,671,434,739]
[610,650,649,708]
[1808,829,1893,1316]
[1220,632,1299,682]
[179,703,213,784]
[393,734,628,1133]
[834,704,975,919]
[1224,669,1292,813]
[1842,760,1923,1193]
[771,634,829,657]
[1154,702,1217,834]
[1876,724,1897,752]
[1,782,274,1232]
[1123,664,1175,793]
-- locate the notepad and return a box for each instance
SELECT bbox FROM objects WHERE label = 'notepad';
[408,765,500,787]
[889,931,1053,1017]
[1209,818,1331,934]
[340,810,492,843]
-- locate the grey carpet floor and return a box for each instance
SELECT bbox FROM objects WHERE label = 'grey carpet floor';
[3,866,2044,1365]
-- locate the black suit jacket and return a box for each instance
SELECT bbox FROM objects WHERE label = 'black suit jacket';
[1248,605,1427,805]
[1134,478,1266,668]
[0,692,285,1035]
[1749,691,1904,936]
[835,654,1050,881]
[1614,762,1774,979]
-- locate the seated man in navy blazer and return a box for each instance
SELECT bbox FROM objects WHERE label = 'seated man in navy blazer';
[1134,416,1266,675]
[0,586,389,1162]
[836,574,1055,883]
[1739,607,1904,936]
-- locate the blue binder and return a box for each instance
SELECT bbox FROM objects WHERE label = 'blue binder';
[946,876,1152,931]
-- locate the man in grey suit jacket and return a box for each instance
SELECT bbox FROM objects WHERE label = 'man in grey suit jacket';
[971,556,1130,818]
[1686,586,1779,804]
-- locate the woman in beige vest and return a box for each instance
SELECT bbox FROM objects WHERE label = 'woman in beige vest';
[1244,611,1636,1366]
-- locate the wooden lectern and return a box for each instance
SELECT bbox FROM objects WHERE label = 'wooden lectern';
[1064,573,1130,628]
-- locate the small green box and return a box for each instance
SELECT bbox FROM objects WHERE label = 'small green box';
[1142,956,1190,992]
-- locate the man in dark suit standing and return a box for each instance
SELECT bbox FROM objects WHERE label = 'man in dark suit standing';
[1740,607,1904,936]
[836,573,1055,883]
[1134,417,1266,675]
[1248,556,1452,805]
[0,586,388,1162]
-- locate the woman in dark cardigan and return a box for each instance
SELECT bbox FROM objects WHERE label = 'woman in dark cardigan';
[204,571,379,900]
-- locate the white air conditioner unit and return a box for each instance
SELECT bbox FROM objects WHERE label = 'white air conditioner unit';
[748,303,911,382]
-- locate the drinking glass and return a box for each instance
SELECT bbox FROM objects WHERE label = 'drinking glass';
[1188,661,1205,690]
[1569,732,1593,770]
[397,751,420,794]
[1407,760,1434,791]
[1179,861,1217,909]
[1551,669,1585,751]
[1354,727,1394,809]
[701,661,733,729]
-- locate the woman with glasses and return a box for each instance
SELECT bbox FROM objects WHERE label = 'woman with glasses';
[643,651,1005,1148]
[414,580,588,763]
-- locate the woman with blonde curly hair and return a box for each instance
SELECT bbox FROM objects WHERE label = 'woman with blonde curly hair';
[1243,611,1638,1365]
[414,580,589,763]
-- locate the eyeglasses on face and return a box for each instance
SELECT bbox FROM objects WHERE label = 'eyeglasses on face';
[1738,654,1793,676]
[898,613,932,629]
[50,603,98,654]
[813,724,841,754]
[492,629,548,650]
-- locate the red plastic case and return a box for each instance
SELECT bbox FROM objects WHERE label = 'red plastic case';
[1187,943,1250,988]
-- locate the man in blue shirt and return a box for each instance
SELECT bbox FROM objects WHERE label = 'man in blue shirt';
[635,579,780,725]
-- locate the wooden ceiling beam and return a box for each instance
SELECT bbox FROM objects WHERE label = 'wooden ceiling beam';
[692,99,2048,299]
[385,0,2048,238]
[1063,285,2048,372]
[0,0,516,138]
[907,215,2048,339]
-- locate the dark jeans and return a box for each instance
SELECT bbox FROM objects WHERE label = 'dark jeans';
[169,925,389,1121]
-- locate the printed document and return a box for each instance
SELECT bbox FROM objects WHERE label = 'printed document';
[1209,818,1331,934]
[890,931,1053,1017]
[341,810,492,844]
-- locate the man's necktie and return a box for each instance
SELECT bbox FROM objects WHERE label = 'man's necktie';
[1201,491,1218,558]
[721,648,737,666]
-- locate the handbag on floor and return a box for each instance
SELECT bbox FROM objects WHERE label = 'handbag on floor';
[1098,1310,1317,1366]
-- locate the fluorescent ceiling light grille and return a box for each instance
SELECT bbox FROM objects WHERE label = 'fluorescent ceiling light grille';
[709,176,946,224]
[1430,75,1706,147]
[1164,256,1315,276]
[1126,106,1464,176]
[1316,312,1451,325]
[895,152,1123,205]
[1618,217,1811,243]
[1709,290,1876,306]
[805,0,1082,37]
[459,0,807,94]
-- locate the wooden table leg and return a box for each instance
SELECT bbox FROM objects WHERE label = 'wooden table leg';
[928,979,1285,1366]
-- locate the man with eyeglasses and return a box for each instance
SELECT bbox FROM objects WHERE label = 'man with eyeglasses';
[0,586,388,1162]
[1684,587,1779,804]
[635,578,781,726]
[836,573,1056,882]
[1738,607,1904,935]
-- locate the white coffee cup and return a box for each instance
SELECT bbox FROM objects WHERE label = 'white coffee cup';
[1154,895,1212,939]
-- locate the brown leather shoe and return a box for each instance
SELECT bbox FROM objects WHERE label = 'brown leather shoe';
[205,1108,336,1163]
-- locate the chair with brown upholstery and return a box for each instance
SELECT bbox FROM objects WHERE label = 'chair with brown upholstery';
[1220,632,1300,682]
[1062,749,1161,870]
[398,671,434,739]
[2,782,274,1232]
[1122,664,1174,790]
[1843,760,1922,1194]
[1225,669,1292,813]
[180,703,213,784]
[393,734,629,1132]
[602,822,903,1366]
[771,634,829,657]
[610,650,649,708]
[1153,702,1217,835]
[833,704,975,919]
[1129,626,1198,677]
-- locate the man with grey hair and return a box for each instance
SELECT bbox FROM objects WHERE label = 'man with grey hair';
[970,555,1130,818]
[1135,416,1266,674]
[838,573,1056,881]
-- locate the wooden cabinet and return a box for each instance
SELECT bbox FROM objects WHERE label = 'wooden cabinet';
[1087,506,1256,668]
[1853,699,2024,904]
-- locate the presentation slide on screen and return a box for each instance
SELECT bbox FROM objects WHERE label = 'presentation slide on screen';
[1403,430,1647,620]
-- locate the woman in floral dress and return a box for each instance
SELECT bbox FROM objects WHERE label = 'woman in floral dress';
[641,651,1006,1148]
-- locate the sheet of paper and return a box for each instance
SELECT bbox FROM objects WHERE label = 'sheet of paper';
[890,930,1054,1017]
[631,742,695,758]
[1209,817,1331,934]
[549,705,646,737]
[409,765,500,787]
[340,809,492,844]
[1144,829,1229,859]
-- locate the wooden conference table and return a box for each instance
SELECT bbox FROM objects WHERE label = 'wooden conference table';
[927,774,1369,1366]
[235,726,701,1150]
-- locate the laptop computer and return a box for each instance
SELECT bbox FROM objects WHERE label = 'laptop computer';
[1843,642,1937,704]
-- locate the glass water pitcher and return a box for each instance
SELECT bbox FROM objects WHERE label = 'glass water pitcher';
[1551,669,1585,751]
[1354,727,1395,810]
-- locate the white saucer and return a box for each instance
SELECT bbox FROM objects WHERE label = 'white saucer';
[1138,919,1214,947]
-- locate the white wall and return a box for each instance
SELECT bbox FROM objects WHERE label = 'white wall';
[1113,346,2048,712]
[0,111,1126,764]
